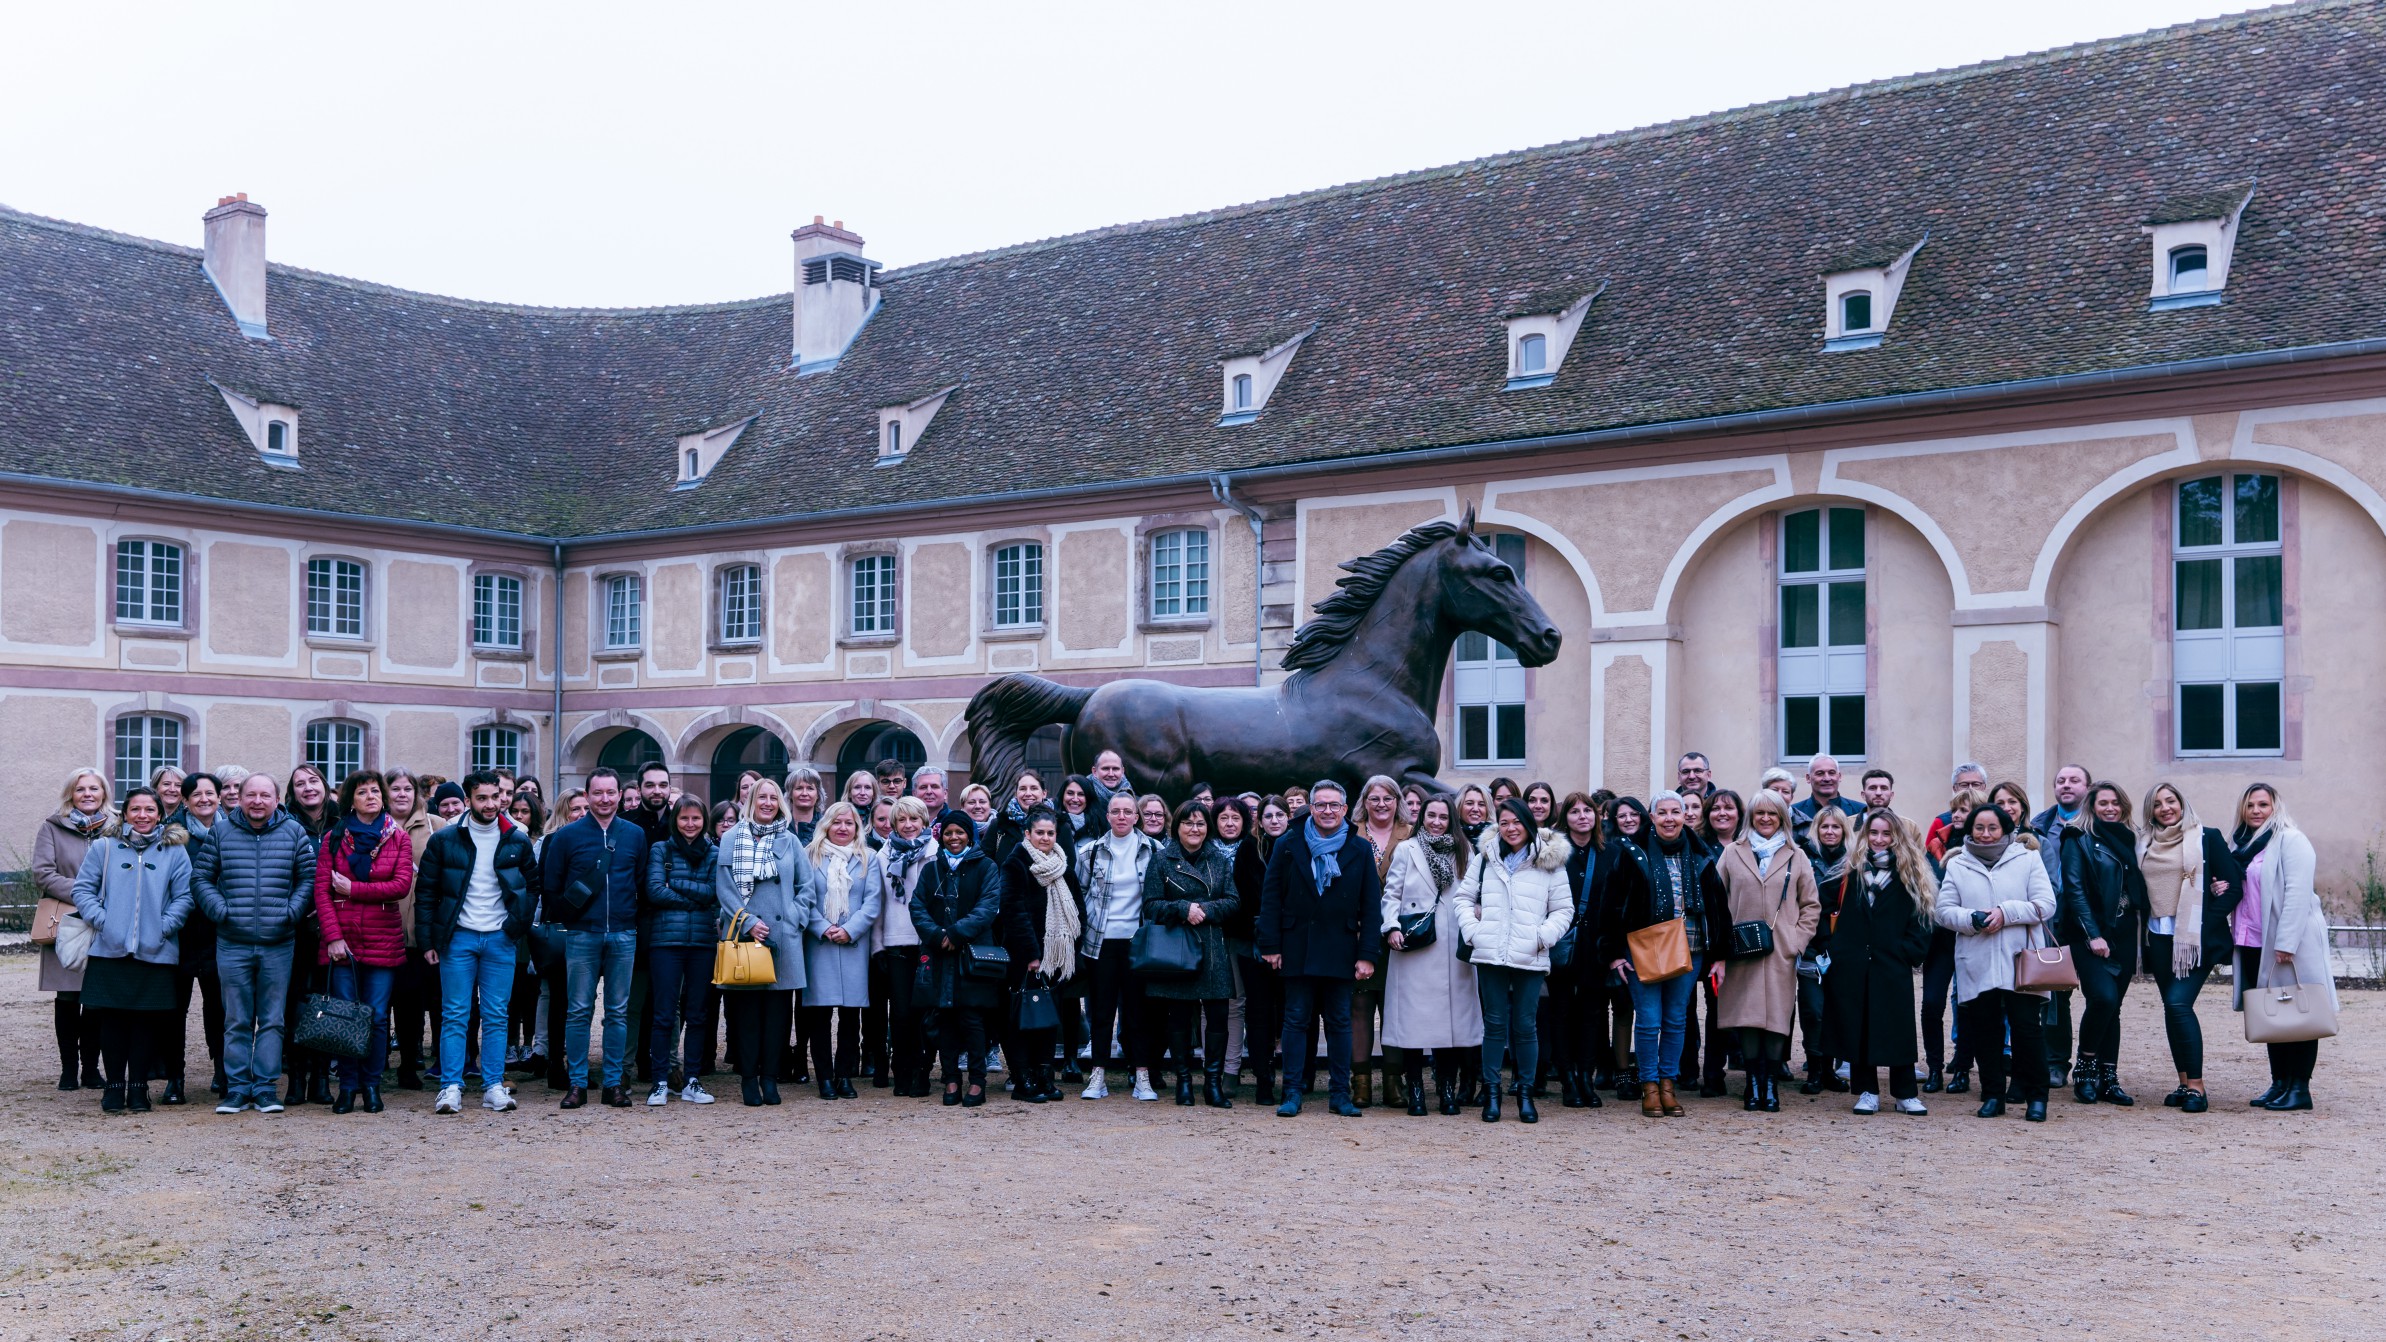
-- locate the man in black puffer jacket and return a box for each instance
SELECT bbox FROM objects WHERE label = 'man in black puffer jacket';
[416,770,539,1114]
[195,774,315,1115]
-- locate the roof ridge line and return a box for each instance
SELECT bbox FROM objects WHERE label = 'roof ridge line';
[882,0,2331,281]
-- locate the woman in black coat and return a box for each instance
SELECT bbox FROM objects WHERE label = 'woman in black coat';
[1140,801,1242,1109]
[2061,781,2151,1106]
[1212,797,1274,1102]
[1000,805,1083,1105]
[912,810,1006,1107]
[1823,810,1936,1114]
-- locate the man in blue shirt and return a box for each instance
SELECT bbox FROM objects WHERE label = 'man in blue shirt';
[540,767,649,1109]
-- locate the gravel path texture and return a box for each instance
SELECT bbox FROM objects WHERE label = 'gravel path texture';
[0,955,2374,1341]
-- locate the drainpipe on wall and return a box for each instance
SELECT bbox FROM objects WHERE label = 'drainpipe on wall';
[1210,473,1266,688]
[551,542,567,794]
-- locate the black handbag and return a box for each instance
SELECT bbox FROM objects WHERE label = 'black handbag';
[1396,907,1438,949]
[1130,922,1204,978]
[961,941,1011,983]
[1013,976,1060,1032]
[1727,920,1775,959]
[529,923,567,973]
[1549,924,1580,970]
[1453,853,1486,963]
[291,992,374,1060]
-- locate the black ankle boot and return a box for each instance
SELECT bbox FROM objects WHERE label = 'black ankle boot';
[332,1088,356,1115]
[2250,1077,2286,1107]
[1480,1081,1501,1123]
[1204,1065,1232,1109]
[1404,1064,1428,1116]
[1763,1066,1783,1112]
[819,1076,837,1101]
[102,1083,126,1114]
[1744,1070,1763,1111]
[1561,1072,1586,1108]
[1516,1090,1539,1123]
[2262,1080,2314,1111]
[1581,1072,1603,1107]
[362,1086,384,1114]
[2073,1056,2102,1104]
[1437,1068,1460,1116]
[307,1068,333,1106]
[1252,1061,1277,1106]
[2096,1062,2134,1107]
[1176,1070,1197,1106]
[126,1083,152,1113]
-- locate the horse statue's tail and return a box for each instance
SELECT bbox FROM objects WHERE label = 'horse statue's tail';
[965,674,1094,802]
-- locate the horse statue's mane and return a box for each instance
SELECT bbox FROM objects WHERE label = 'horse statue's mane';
[1279,517,1464,673]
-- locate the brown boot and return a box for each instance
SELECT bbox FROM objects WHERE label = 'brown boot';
[1657,1079,1685,1117]
[1352,1072,1373,1108]
[1640,1081,1663,1118]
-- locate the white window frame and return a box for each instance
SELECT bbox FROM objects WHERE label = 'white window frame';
[1777,506,1868,763]
[472,573,523,650]
[114,539,184,626]
[850,553,897,637]
[1148,528,1210,621]
[113,715,182,800]
[304,720,365,785]
[2172,472,2284,757]
[1514,333,1547,376]
[992,542,1044,628]
[603,573,643,650]
[1452,533,1529,767]
[471,724,523,774]
[305,556,366,639]
[717,564,762,645]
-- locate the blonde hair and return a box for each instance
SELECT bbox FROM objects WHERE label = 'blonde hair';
[59,767,112,811]
[892,795,933,827]
[1860,807,1939,918]
[1744,788,1794,834]
[747,778,788,823]
[808,801,866,861]
[959,783,992,808]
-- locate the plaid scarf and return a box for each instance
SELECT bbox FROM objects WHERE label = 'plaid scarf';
[727,818,787,901]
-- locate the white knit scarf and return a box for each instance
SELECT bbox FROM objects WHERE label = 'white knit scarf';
[1029,841,1079,982]
[818,842,859,924]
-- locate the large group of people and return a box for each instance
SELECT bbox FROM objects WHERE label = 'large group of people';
[27,745,2335,1123]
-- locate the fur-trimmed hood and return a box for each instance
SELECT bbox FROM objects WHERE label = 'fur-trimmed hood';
[102,819,188,846]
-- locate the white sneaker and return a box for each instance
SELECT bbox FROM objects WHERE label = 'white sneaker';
[646,1081,671,1106]
[1852,1092,1880,1114]
[434,1085,464,1114]
[985,1046,1005,1073]
[214,1098,246,1115]
[1835,1061,1852,1082]
[1896,1096,1928,1116]
[256,1095,285,1114]
[678,1080,716,1105]
[1081,1067,1109,1100]
[482,1084,516,1112]
[1132,1070,1160,1102]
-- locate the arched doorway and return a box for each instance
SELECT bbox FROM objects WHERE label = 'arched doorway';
[596,729,665,779]
[835,721,925,797]
[709,726,789,808]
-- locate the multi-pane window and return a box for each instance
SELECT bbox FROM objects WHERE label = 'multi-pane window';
[306,557,365,638]
[112,716,181,800]
[114,540,184,625]
[604,574,643,649]
[304,720,364,785]
[2174,473,2283,754]
[851,554,896,636]
[1150,528,1210,619]
[471,725,522,774]
[1454,534,1529,766]
[718,564,761,643]
[472,573,522,649]
[1779,507,1866,760]
[993,543,1044,627]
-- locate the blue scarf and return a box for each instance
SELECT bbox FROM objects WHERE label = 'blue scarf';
[342,813,387,881]
[1304,817,1349,895]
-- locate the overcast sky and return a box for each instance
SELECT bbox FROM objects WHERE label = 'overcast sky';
[2,0,2261,308]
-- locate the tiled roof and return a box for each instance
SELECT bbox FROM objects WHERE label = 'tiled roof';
[4,0,2384,540]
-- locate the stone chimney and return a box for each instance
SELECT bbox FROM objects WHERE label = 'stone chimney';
[203,193,269,339]
[791,215,881,374]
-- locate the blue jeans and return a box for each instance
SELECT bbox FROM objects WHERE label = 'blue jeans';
[439,927,518,1090]
[217,940,296,1103]
[1629,953,1704,1083]
[328,962,396,1090]
[2148,934,2213,1079]
[1477,964,1546,1089]
[565,929,638,1087]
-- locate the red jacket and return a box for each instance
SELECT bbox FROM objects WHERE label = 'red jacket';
[313,818,415,967]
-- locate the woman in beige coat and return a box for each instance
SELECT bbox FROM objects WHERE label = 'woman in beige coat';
[1703,790,1818,1112]
[34,767,115,1091]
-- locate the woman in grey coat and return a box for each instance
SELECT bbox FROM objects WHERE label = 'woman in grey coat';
[1140,801,1242,1109]
[34,767,114,1091]
[70,786,194,1113]
[801,801,881,1100]
[714,780,818,1106]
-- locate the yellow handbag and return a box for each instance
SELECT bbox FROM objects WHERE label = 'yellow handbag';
[712,906,777,988]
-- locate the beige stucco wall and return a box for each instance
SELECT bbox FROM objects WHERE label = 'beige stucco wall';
[1871,512,1957,805]
[1967,641,2030,785]
[907,542,971,658]
[1,520,97,647]
[1602,655,1655,796]
[205,542,292,659]
[1221,515,1258,647]
[561,571,589,678]
[2051,485,2159,788]
[2251,411,2386,512]
[205,702,294,778]
[2283,481,2386,892]
[1299,498,1447,623]
[386,560,459,668]
[0,695,98,861]
[1499,468,1775,615]
[649,562,703,673]
[1057,529,1127,652]
[773,552,831,667]
[1675,517,1768,789]
[384,709,461,779]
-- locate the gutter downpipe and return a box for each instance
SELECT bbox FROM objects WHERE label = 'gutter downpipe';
[551,541,567,795]
[1210,473,1267,688]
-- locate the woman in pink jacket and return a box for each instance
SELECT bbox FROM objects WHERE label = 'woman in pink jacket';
[313,770,415,1114]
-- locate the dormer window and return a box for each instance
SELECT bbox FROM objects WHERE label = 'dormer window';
[1501,286,1601,391]
[1823,238,1923,352]
[2146,183,2252,311]
[676,414,756,489]
[1219,324,1317,425]
[266,420,291,456]
[211,380,302,468]
[876,385,958,466]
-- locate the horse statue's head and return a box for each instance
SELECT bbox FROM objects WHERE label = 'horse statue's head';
[1438,504,1562,666]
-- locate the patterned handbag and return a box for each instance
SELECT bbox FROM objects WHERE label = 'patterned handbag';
[291,992,375,1060]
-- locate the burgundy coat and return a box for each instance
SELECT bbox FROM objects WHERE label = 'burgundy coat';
[313,819,415,967]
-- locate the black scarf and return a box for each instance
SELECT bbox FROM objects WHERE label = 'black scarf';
[2092,818,2149,913]
[2230,822,2275,868]
[672,829,713,871]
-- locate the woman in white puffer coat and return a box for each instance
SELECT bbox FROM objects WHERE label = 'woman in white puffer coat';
[1453,797,1573,1124]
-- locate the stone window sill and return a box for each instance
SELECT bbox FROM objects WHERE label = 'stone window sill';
[113,622,193,642]
[981,624,1046,643]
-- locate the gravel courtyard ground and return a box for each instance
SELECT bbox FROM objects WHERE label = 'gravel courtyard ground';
[0,953,2374,1341]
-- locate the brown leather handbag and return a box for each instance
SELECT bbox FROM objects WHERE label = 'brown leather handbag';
[2013,943,2079,992]
[30,896,73,946]
[1627,917,1692,983]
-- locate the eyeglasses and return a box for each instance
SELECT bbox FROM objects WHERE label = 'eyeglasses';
[1310,799,1347,811]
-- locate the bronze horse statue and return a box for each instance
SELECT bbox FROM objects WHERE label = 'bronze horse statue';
[965,507,1562,804]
